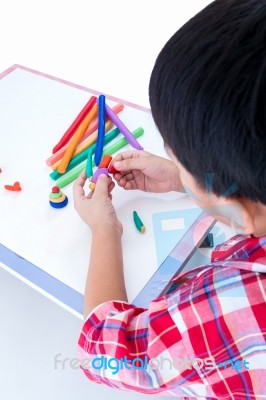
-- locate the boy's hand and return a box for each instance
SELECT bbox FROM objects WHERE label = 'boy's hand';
[73,171,123,236]
[111,150,183,193]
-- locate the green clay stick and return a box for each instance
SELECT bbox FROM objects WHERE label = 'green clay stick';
[85,147,94,178]
[133,210,145,233]
[50,128,120,180]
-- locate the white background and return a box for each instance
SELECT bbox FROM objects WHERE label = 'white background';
[0,0,212,107]
[0,1,214,400]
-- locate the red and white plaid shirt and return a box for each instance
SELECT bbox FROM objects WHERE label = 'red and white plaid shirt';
[78,235,266,399]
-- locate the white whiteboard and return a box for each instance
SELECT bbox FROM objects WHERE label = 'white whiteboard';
[0,66,199,311]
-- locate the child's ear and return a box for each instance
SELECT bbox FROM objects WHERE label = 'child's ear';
[229,199,255,235]
[202,196,255,235]
[231,208,254,235]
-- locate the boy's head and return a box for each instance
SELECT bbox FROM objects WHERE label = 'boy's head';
[149,0,266,236]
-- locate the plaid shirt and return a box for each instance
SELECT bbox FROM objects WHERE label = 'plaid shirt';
[78,235,266,399]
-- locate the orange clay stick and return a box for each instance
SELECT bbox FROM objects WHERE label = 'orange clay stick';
[50,120,113,171]
[98,155,112,168]
[57,104,98,174]
[46,103,124,167]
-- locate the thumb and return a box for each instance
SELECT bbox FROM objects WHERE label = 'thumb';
[113,158,147,172]
[93,174,109,197]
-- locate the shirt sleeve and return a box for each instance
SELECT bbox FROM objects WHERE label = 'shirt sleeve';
[78,239,266,398]
[77,295,202,396]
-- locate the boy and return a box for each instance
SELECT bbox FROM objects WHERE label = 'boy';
[73,0,266,398]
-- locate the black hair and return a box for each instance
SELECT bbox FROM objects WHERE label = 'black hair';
[149,0,266,204]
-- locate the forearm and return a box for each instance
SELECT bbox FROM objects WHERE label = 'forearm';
[83,227,128,319]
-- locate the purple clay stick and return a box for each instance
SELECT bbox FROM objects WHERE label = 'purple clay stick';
[105,103,144,150]
[91,168,109,183]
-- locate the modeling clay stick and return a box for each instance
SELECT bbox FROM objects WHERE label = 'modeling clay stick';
[91,168,109,183]
[52,96,97,154]
[105,103,144,150]
[85,147,94,178]
[57,104,98,173]
[94,95,106,166]
[51,120,114,170]
[86,156,112,182]
[133,211,145,233]
[51,128,120,180]
[101,127,144,155]
[46,103,123,166]
[98,155,112,169]
[55,127,144,187]
[51,132,98,170]
[89,168,109,191]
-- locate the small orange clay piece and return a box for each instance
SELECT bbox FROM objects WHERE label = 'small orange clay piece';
[4,181,21,191]
[98,155,112,169]
[0,168,2,173]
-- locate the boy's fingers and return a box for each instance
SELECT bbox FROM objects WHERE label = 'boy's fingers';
[112,150,149,163]
[113,157,146,172]
[73,170,87,199]
[108,181,115,195]
[93,174,110,197]
[112,151,136,163]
